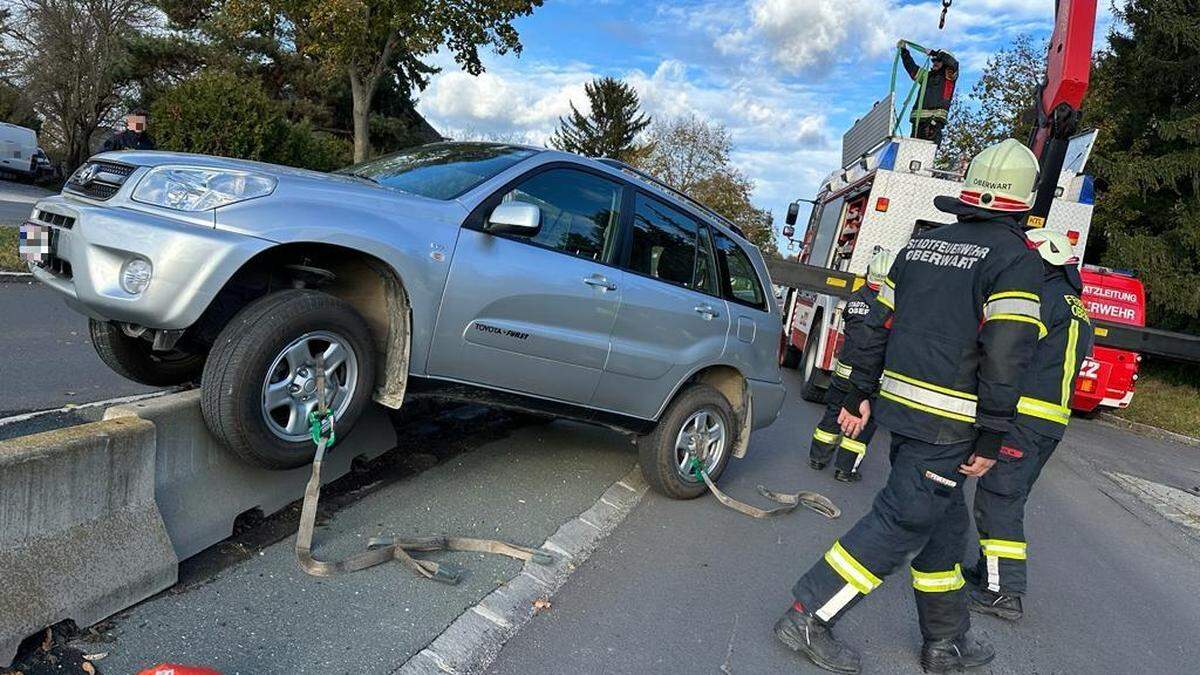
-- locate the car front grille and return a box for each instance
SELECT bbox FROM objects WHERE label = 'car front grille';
[36,210,75,229]
[64,160,136,201]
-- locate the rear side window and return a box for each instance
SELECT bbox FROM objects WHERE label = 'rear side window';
[626,193,724,296]
[713,231,767,310]
[499,168,623,263]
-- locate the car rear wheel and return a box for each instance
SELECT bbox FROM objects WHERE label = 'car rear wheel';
[200,289,376,469]
[89,319,205,386]
[638,384,735,499]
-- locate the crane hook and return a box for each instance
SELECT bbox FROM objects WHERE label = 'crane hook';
[939,0,952,30]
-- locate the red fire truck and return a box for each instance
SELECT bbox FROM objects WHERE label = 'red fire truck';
[1074,266,1145,412]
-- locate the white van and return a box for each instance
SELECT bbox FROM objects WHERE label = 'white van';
[0,123,38,176]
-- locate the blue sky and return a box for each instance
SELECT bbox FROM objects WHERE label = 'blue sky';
[417,0,1111,249]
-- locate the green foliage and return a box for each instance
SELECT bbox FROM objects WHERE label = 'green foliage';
[550,77,651,161]
[151,69,351,170]
[939,35,1045,171]
[634,115,777,254]
[1086,0,1200,332]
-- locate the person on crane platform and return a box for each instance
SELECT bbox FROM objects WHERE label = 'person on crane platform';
[966,228,1094,621]
[808,250,896,483]
[773,139,1045,674]
[899,42,959,146]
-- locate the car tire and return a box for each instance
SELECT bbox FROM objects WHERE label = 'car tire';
[638,383,736,499]
[200,289,376,470]
[89,319,205,386]
[799,334,827,403]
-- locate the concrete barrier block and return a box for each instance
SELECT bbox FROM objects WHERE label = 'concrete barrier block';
[105,390,397,560]
[0,417,177,667]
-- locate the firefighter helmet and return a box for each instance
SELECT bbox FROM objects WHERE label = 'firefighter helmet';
[1026,228,1078,266]
[957,138,1040,212]
[866,250,895,288]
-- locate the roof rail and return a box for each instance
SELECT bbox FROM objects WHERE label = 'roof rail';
[596,158,748,239]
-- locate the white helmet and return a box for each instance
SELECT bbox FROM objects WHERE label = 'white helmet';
[959,138,1040,212]
[1026,228,1078,266]
[866,250,895,287]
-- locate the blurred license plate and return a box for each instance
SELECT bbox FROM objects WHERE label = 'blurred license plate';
[19,220,52,266]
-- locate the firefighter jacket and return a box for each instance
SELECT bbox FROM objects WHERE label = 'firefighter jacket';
[842,213,1044,457]
[830,283,880,394]
[1012,264,1095,440]
[901,48,959,118]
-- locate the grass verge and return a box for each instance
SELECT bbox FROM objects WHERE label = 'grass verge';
[1112,360,1200,438]
[0,227,24,272]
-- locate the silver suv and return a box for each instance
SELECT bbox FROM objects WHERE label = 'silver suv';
[24,143,784,497]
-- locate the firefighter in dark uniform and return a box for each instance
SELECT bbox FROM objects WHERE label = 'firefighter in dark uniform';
[773,139,1045,674]
[967,228,1095,621]
[102,110,156,152]
[899,42,959,146]
[809,250,896,483]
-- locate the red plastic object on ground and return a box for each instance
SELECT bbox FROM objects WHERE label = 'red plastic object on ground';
[137,664,222,675]
[1072,265,1145,412]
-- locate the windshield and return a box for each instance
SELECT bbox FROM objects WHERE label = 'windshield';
[338,142,539,200]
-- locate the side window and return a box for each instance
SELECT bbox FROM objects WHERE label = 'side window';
[713,231,767,310]
[498,168,623,263]
[627,193,701,289]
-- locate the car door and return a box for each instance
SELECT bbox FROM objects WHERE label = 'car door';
[426,166,626,405]
[591,192,730,419]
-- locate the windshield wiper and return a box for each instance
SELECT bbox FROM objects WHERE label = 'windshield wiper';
[343,171,380,185]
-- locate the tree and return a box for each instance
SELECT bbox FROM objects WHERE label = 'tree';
[939,35,1045,170]
[222,0,542,162]
[1,0,155,169]
[550,76,650,161]
[1085,0,1200,332]
[634,115,777,254]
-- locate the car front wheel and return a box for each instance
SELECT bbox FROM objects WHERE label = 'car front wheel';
[200,289,376,469]
[638,384,735,499]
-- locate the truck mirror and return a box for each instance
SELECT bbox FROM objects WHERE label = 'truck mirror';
[785,202,799,226]
[782,225,795,239]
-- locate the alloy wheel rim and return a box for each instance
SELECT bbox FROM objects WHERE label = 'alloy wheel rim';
[674,408,727,483]
[260,330,359,443]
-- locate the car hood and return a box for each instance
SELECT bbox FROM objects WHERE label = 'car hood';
[94,149,345,182]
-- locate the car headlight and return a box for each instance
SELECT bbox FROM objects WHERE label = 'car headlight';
[132,166,276,212]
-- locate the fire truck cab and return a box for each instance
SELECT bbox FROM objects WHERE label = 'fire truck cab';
[779,124,1100,406]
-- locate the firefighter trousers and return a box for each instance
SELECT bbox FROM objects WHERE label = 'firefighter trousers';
[809,386,877,474]
[971,424,1059,595]
[793,434,972,640]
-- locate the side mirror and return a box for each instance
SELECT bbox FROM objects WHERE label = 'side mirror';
[486,202,541,235]
[785,202,799,226]
[782,224,795,239]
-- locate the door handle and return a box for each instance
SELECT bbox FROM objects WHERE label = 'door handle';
[694,304,720,320]
[583,275,617,291]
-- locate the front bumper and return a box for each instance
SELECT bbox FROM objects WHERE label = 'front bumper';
[29,196,272,330]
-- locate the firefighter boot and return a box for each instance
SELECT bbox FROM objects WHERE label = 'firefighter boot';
[969,587,1023,621]
[834,469,862,483]
[774,607,861,674]
[919,632,995,673]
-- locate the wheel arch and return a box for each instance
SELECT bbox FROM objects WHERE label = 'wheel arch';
[196,242,412,409]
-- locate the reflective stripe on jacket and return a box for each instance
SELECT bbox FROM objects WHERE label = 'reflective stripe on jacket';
[844,214,1044,444]
[1012,265,1095,439]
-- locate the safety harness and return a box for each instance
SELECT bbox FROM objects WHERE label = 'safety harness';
[295,354,556,584]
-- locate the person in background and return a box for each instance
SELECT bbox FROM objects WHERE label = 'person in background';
[899,42,959,146]
[966,228,1095,621]
[808,250,895,483]
[103,110,155,152]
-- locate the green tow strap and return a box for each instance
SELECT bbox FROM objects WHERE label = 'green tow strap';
[890,40,933,136]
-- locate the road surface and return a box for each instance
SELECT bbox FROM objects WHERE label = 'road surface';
[0,368,1186,673]
[0,280,156,433]
[488,374,1200,674]
[0,180,50,226]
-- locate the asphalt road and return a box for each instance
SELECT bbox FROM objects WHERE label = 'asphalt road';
[0,281,156,425]
[0,180,50,226]
[489,371,1200,674]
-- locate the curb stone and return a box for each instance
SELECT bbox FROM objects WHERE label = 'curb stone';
[1096,412,1200,448]
[396,466,649,674]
